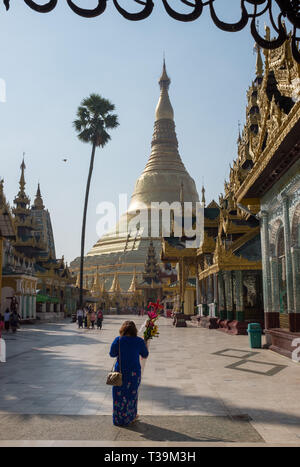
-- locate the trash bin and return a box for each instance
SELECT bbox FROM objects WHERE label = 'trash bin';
[247,323,262,348]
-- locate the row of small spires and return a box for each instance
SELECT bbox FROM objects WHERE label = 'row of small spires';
[76,268,140,294]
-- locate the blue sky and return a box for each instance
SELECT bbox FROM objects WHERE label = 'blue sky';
[0,1,275,263]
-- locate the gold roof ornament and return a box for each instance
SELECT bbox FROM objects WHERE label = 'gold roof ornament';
[201,185,206,207]
[109,271,122,293]
[155,59,174,121]
[14,155,30,207]
[128,267,139,293]
[101,275,107,293]
[254,43,264,77]
[33,183,45,210]
[91,266,100,293]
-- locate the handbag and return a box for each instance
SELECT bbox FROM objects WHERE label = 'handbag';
[106,337,122,386]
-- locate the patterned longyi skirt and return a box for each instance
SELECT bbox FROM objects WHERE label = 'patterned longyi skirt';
[112,369,141,426]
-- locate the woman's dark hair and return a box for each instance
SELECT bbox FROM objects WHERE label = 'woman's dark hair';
[119,321,137,337]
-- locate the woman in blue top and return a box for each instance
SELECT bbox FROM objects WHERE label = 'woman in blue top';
[109,320,149,426]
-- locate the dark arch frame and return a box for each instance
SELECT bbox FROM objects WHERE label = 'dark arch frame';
[2,1,300,63]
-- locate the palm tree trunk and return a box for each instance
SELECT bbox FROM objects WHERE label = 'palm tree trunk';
[79,142,97,308]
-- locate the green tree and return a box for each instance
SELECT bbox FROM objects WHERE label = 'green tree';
[74,93,119,308]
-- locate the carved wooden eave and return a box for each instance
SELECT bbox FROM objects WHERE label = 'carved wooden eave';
[236,100,300,203]
[161,240,197,263]
[231,226,261,253]
[203,217,219,228]
[222,217,256,235]
[198,235,262,281]
[197,232,216,256]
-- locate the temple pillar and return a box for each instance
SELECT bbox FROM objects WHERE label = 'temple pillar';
[184,289,194,315]
[282,195,294,316]
[202,278,208,316]
[224,271,234,321]
[207,275,214,304]
[212,273,218,317]
[235,270,244,322]
[261,211,279,330]
[218,272,226,319]
[290,247,300,331]
[32,296,36,319]
[196,274,200,306]
[270,257,280,313]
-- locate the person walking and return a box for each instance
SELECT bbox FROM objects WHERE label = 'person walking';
[0,315,4,337]
[10,310,20,334]
[109,320,149,427]
[90,310,96,329]
[86,308,91,329]
[0,315,6,363]
[4,309,10,333]
[96,308,103,330]
[84,307,88,328]
[76,307,84,328]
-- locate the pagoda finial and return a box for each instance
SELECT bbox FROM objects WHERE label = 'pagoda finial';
[254,43,263,77]
[128,267,138,293]
[201,184,206,207]
[109,271,122,293]
[33,182,45,210]
[237,121,242,144]
[19,154,26,194]
[155,58,174,121]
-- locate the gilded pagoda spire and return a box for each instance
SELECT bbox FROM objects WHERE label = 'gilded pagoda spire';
[15,155,30,206]
[19,156,26,194]
[143,240,160,284]
[255,43,263,77]
[91,266,100,293]
[109,271,122,293]
[201,185,206,206]
[128,267,139,293]
[155,59,174,121]
[101,274,107,293]
[127,60,199,215]
[33,183,45,210]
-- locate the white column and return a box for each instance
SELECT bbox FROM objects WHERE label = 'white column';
[32,296,36,319]
[282,195,294,313]
[260,211,272,314]
[291,247,300,313]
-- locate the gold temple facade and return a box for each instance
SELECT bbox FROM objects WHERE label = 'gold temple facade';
[161,32,300,348]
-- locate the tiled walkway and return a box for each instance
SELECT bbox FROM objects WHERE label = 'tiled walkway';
[0,315,300,446]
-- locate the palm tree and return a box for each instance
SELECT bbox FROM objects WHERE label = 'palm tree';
[74,93,119,308]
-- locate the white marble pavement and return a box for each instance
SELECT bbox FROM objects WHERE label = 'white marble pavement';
[0,315,300,445]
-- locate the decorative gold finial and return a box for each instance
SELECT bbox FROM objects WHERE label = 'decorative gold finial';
[201,184,206,207]
[155,59,174,121]
[19,154,26,194]
[255,43,263,77]
[33,182,45,210]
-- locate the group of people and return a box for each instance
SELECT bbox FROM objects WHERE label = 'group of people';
[0,308,21,335]
[76,306,104,330]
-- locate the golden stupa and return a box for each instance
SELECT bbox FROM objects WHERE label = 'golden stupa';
[71,61,199,292]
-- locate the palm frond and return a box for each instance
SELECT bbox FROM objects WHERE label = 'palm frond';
[74,93,119,146]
